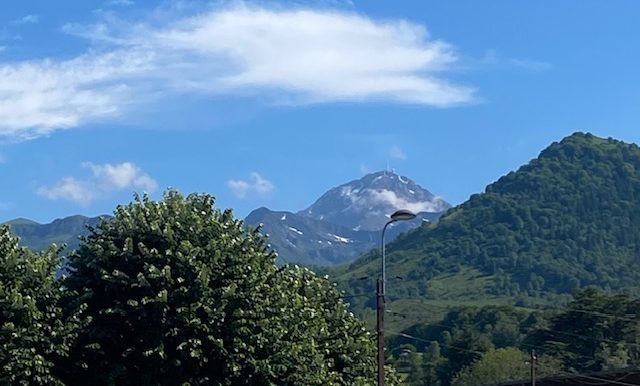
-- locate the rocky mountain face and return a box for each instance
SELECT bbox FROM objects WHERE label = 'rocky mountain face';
[299,171,450,231]
[244,171,450,266]
[245,208,378,266]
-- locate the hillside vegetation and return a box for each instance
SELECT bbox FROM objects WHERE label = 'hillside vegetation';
[331,132,640,310]
[4,215,105,251]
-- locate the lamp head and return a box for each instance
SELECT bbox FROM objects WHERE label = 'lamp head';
[390,209,417,222]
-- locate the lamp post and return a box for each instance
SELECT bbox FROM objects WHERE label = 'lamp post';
[377,209,417,386]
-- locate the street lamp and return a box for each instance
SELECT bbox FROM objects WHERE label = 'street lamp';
[377,209,417,386]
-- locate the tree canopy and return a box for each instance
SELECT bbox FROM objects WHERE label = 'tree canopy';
[0,226,77,385]
[451,348,562,386]
[57,191,392,385]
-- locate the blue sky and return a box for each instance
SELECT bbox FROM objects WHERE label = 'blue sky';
[1,0,639,223]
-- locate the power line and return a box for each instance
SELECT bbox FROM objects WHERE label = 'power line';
[388,330,640,386]
[537,364,639,386]
[384,303,640,367]
[387,317,603,365]
[386,305,640,353]
[379,293,640,324]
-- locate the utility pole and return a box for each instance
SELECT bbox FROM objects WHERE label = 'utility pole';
[377,279,385,386]
[378,210,415,386]
[530,349,537,386]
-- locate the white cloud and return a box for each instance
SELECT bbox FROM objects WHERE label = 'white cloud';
[227,179,250,199]
[37,177,96,205]
[0,4,473,139]
[389,145,407,160]
[0,50,152,139]
[37,161,157,205]
[368,189,446,213]
[11,15,40,25]
[228,172,275,199]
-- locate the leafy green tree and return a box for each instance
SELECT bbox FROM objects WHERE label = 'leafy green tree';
[405,350,425,385]
[423,342,444,386]
[438,330,494,385]
[0,226,77,385]
[595,342,630,370]
[451,348,562,386]
[60,191,394,385]
[529,288,640,372]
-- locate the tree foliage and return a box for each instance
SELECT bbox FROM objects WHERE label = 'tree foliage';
[451,348,562,386]
[389,306,541,385]
[58,191,392,385]
[389,291,640,385]
[0,226,77,385]
[529,288,640,373]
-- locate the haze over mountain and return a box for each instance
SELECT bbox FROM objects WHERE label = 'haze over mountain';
[330,133,640,315]
[245,171,451,266]
[4,215,106,251]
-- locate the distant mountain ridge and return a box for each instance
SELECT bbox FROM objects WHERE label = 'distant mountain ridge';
[3,171,449,266]
[245,171,450,266]
[4,215,107,251]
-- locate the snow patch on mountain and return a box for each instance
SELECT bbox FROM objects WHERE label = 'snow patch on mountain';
[288,226,303,235]
[330,234,351,243]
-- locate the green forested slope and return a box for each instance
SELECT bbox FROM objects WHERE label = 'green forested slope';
[331,132,640,303]
[4,215,106,251]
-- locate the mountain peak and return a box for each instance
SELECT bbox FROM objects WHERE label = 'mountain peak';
[298,171,450,231]
[244,170,450,265]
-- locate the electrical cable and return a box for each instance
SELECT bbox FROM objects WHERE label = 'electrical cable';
[388,329,640,386]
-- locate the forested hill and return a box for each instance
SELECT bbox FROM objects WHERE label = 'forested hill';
[332,132,640,299]
[4,215,106,251]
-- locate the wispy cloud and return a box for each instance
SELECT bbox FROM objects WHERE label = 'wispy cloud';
[389,145,407,160]
[0,51,149,139]
[106,0,135,6]
[228,172,275,199]
[0,4,474,139]
[508,58,552,71]
[478,50,552,72]
[11,15,40,25]
[37,161,157,205]
[368,189,447,213]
